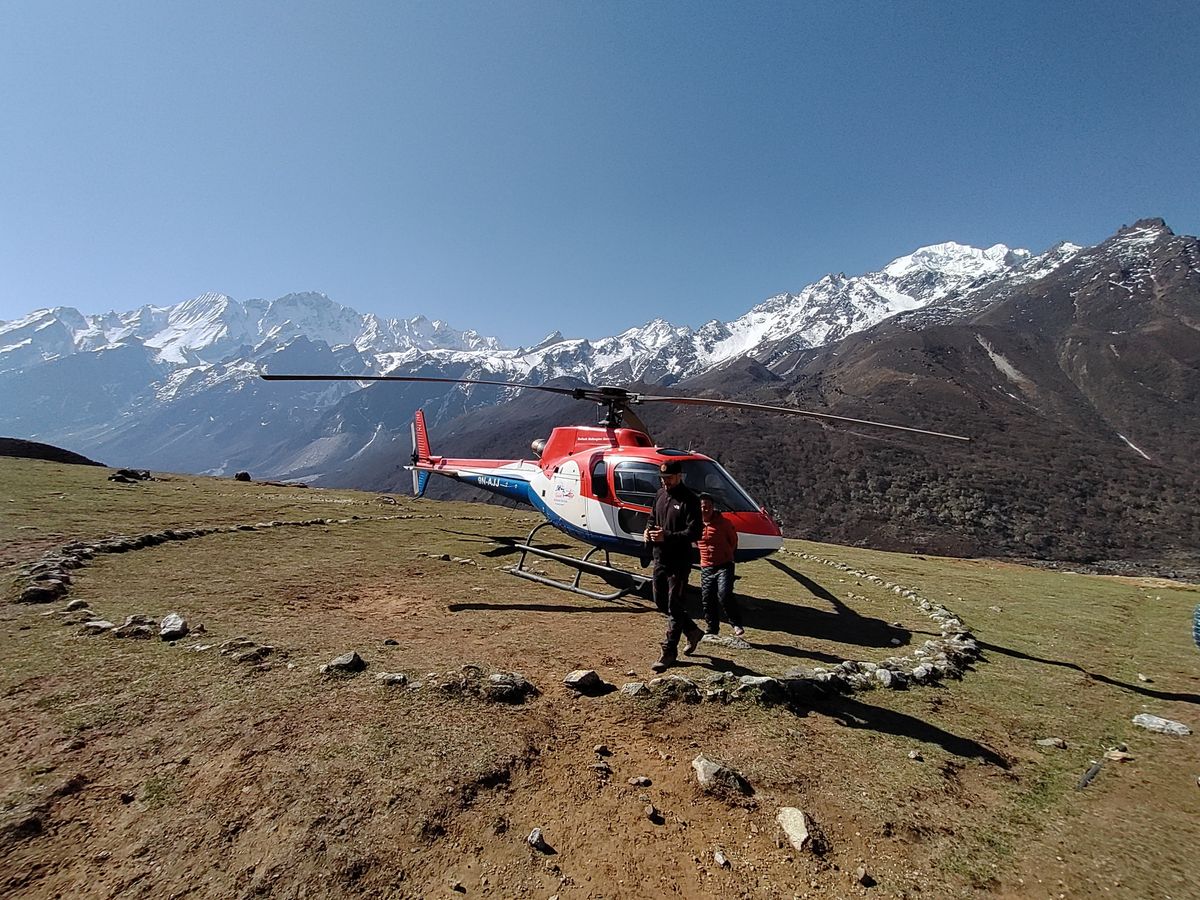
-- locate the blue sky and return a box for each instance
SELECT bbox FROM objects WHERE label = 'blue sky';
[2,1,1197,346]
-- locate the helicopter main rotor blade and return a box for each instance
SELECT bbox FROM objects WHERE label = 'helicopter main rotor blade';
[259,373,582,397]
[636,394,971,442]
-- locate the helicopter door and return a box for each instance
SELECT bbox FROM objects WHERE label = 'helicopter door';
[549,460,587,530]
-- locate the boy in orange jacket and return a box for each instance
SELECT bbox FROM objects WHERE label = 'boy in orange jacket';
[697,493,744,636]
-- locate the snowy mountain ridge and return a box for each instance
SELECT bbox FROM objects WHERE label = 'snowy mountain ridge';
[0,231,1094,479]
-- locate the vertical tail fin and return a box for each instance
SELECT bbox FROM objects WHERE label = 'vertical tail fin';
[410,409,432,498]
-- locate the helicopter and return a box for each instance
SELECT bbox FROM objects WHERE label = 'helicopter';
[261,373,969,599]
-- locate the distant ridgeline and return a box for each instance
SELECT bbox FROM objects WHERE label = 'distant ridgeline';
[0,438,104,467]
[1,219,1197,572]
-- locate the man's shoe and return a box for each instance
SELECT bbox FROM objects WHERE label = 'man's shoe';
[683,633,703,656]
[651,657,674,673]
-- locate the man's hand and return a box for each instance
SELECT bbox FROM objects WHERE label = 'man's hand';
[647,526,665,544]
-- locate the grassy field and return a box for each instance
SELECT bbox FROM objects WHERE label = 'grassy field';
[1,457,1197,899]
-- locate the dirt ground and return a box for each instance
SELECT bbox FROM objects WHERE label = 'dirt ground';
[2,459,1198,899]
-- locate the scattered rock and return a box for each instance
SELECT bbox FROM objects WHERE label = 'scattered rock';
[1136,673,1152,683]
[644,804,662,824]
[527,827,554,854]
[691,754,752,796]
[159,612,188,641]
[1132,714,1191,736]
[776,807,810,851]
[79,620,116,635]
[593,744,611,756]
[648,675,701,703]
[563,670,611,695]
[234,471,251,482]
[713,849,730,869]
[590,761,613,776]
[620,682,650,697]
[111,619,155,639]
[231,646,273,664]
[1036,737,1068,749]
[628,776,652,787]
[732,675,787,705]
[854,865,876,887]
[16,583,66,604]
[484,672,538,704]
[64,599,89,612]
[375,672,409,687]
[324,651,367,674]
[383,638,399,646]
[1104,749,1135,762]
[700,633,752,651]
[907,750,923,762]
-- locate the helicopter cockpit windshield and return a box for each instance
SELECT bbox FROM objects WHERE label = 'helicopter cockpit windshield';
[611,459,760,512]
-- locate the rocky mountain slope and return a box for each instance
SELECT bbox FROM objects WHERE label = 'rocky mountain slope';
[3,219,1194,568]
[378,220,1200,571]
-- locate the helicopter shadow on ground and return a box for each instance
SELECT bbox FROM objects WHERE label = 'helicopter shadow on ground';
[435,528,573,559]
[725,559,912,652]
[977,639,1200,706]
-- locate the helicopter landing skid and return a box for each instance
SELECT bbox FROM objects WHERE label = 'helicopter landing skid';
[509,522,651,602]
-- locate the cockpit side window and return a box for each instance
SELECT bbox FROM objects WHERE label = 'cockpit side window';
[612,461,660,509]
[679,460,759,512]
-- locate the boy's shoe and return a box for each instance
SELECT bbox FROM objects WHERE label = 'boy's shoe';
[683,633,703,656]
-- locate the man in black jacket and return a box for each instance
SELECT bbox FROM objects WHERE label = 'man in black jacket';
[644,460,705,671]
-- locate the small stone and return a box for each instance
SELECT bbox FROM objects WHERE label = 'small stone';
[590,761,612,776]
[484,672,538,704]
[713,849,730,869]
[64,599,89,612]
[854,865,876,887]
[159,612,188,641]
[628,776,652,787]
[1137,673,1152,683]
[375,672,409,686]
[593,744,610,756]
[563,670,610,695]
[1132,714,1191,736]
[1104,749,1135,762]
[907,749,923,762]
[450,881,465,894]
[527,827,553,854]
[1036,737,1068,749]
[644,804,662,823]
[383,638,399,646]
[326,651,367,674]
[691,754,752,795]
[776,807,810,851]
[620,681,649,696]
[80,620,116,634]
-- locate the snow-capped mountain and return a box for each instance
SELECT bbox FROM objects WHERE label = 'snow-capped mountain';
[0,291,500,374]
[0,233,1085,477]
